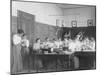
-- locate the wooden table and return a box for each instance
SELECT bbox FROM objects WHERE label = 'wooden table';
[74,51,96,69]
[31,53,72,72]
[30,51,96,72]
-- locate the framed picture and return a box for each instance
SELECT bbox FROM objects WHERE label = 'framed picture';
[71,20,77,27]
[11,0,96,74]
[87,19,93,26]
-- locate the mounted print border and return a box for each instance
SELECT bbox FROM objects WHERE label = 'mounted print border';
[11,0,96,74]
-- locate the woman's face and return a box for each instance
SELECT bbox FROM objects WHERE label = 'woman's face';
[91,38,95,42]
[76,35,81,40]
[19,33,24,37]
[46,38,49,42]
[58,38,61,41]
[23,36,26,39]
[64,38,68,41]
[37,39,40,43]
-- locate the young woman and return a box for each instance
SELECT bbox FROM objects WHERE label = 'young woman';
[21,34,30,70]
[33,38,43,69]
[12,29,24,74]
[33,38,42,53]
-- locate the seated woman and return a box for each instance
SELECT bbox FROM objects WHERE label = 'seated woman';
[43,37,52,48]
[89,37,95,51]
[42,37,53,53]
[52,38,63,54]
[73,33,83,52]
[58,38,63,49]
[63,37,73,52]
[51,38,59,53]
[82,37,95,51]
[33,38,42,53]
[33,38,43,69]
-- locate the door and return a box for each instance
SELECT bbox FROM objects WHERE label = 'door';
[17,10,35,45]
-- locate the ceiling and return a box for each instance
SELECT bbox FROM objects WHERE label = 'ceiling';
[56,4,94,9]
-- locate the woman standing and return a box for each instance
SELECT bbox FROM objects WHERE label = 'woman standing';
[21,34,30,70]
[12,29,24,74]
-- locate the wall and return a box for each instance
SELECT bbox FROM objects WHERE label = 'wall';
[11,16,17,34]
[12,1,64,26]
[12,1,96,28]
[63,7,96,27]
[12,1,63,42]
[12,1,96,35]
[34,22,57,42]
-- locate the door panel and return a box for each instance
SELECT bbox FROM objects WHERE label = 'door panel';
[17,10,35,45]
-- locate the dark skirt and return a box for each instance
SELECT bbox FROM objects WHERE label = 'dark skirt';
[21,46,29,70]
[33,49,43,69]
[11,44,23,74]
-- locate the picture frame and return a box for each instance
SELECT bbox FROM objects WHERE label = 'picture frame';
[11,0,96,74]
[71,20,77,27]
[87,19,93,26]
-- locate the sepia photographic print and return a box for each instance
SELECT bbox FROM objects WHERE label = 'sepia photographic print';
[11,0,96,74]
